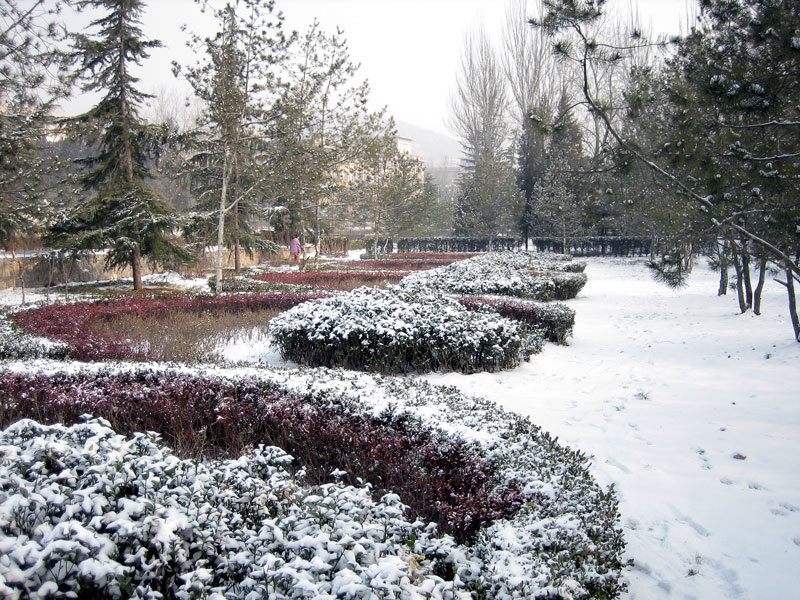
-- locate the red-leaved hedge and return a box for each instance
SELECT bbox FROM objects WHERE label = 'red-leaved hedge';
[460,296,576,344]
[253,271,407,289]
[0,370,525,542]
[353,259,466,271]
[13,293,326,361]
[381,253,478,261]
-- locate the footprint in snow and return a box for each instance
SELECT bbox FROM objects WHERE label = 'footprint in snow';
[670,506,711,537]
[695,447,713,470]
[605,456,631,474]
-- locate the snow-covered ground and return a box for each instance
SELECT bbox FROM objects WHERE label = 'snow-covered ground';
[2,257,797,599]
[0,272,210,306]
[421,258,800,600]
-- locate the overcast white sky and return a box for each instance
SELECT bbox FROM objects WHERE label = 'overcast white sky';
[61,0,694,138]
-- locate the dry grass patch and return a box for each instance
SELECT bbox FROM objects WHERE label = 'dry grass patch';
[91,308,281,363]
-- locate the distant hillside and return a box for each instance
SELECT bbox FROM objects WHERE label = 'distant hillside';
[395,121,463,168]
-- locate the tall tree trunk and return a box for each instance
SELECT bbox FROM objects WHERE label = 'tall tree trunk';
[233,200,241,272]
[118,9,142,291]
[131,245,143,291]
[731,245,748,313]
[784,269,800,342]
[46,255,54,305]
[741,243,753,309]
[753,257,767,316]
[61,254,71,301]
[717,240,728,296]
[313,201,321,270]
[215,150,230,295]
[11,248,25,305]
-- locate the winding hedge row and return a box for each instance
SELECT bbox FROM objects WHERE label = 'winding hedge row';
[269,286,543,374]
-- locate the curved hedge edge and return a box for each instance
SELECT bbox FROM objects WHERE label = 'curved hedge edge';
[290,368,630,600]
[10,292,329,362]
[0,360,628,599]
[399,251,586,301]
[0,307,69,360]
[0,368,522,544]
[460,296,576,344]
[269,287,543,375]
[0,416,467,600]
[552,272,589,300]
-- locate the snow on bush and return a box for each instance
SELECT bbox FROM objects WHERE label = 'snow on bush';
[358,252,478,262]
[551,271,589,301]
[0,416,467,600]
[253,271,408,289]
[269,286,544,374]
[0,309,69,360]
[354,258,470,270]
[0,361,628,598]
[0,368,522,543]
[460,296,576,344]
[400,251,586,300]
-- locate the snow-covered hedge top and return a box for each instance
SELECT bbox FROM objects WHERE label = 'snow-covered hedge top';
[400,251,583,299]
[0,416,467,600]
[0,307,68,360]
[268,286,542,373]
[0,360,627,599]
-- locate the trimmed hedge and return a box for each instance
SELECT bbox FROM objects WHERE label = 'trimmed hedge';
[269,286,543,374]
[401,252,587,301]
[0,308,69,360]
[530,236,652,257]
[0,361,628,599]
[352,259,466,271]
[397,237,519,253]
[551,271,589,300]
[359,252,479,261]
[0,417,464,599]
[461,296,576,344]
[0,370,519,543]
[253,270,407,289]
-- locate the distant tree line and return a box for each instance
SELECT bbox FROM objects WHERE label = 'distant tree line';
[0,0,439,293]
[447,0,800,341]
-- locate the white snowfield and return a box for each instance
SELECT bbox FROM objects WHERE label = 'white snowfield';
[423,258,800,600]
[1,256,797,599]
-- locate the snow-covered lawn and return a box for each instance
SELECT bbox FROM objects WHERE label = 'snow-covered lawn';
[2,256,797,598]
[423,258,800,600]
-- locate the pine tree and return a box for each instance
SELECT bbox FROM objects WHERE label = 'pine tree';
[1,0,69,256]
[272,20,390,262]
[535,0,800,340]
[449,26,520,238]
[516,103,551,248]
[53,0,190,291]
[346,130,429,250]
[178,0,288,291]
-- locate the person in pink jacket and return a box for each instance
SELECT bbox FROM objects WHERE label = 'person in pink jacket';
[289,235,302,264]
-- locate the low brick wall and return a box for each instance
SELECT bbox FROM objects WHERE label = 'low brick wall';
[0,249,275,291]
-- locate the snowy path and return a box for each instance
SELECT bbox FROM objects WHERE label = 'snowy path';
[422,258,800,600]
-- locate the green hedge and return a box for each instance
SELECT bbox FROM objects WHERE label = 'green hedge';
[269,286,543,374]
[397,237,519,253]
[530,236,651,256]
